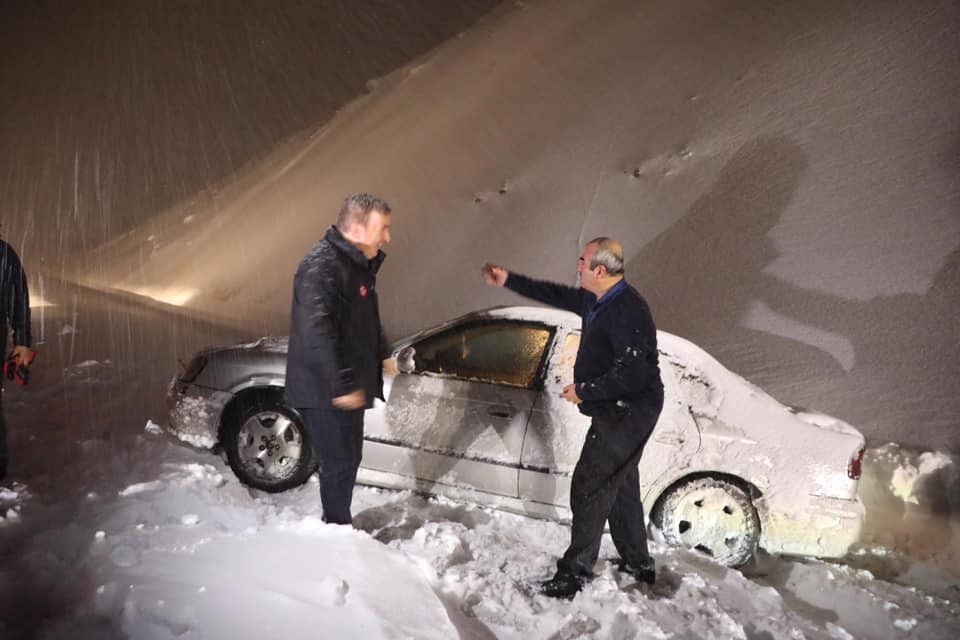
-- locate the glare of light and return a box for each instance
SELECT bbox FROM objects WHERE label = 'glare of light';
[131,287,198,307]
[30,296,57,308]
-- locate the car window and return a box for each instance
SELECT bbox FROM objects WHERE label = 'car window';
[554,333,580,387]
[412,321,552,388]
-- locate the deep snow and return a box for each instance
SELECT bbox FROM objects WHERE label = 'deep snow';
[0,0,958,636]
[0,278,958,639]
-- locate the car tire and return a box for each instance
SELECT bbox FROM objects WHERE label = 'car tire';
[222,398,317,493]
[653,476,760,567]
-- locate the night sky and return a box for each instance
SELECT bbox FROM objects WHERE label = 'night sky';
[0,0,498,260]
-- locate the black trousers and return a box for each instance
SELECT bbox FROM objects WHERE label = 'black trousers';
[0,383,6,473]
[300,407,365,525]
[557,398,663,577]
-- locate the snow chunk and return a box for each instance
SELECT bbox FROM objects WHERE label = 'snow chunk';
[894,618,918,631]
[166,389,229,449]
[119,480,165,496]
[890,451,953,505]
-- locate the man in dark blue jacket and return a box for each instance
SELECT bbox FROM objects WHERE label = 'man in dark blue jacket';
[0,239,33,482]
[286,193,393,525]
[482,237,663,598]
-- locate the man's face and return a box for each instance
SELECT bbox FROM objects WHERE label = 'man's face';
[356,210,392,259]
[577,243,600,293]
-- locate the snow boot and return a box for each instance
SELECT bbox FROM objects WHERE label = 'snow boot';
[539,572,584,599]
[616,558,656,585]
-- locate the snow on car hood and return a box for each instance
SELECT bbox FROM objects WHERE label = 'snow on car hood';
[217,335,289,354]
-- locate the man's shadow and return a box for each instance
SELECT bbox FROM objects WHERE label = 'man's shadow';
[629,135,844,387]
[628,134,960,452]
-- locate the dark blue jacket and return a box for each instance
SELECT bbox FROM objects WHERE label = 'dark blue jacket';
[505,273,663,417]
[0,240,31,348]
[285,226,388,409]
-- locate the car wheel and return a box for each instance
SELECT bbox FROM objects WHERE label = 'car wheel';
[653,476,760,567]
[222,398,316,492]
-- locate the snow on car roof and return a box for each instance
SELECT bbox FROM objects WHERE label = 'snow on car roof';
[483,305,579,327]
[485,306,860,437]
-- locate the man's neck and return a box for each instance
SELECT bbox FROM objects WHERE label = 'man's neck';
[339,228,374,260]
[594,276,624,301]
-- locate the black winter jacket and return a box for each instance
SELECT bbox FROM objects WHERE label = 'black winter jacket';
[285,226,389,409]
[505,273,663,418]
[0,240,31,348]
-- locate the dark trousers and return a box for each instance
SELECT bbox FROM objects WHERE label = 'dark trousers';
[557,399,662,577]
[300,407,365,525]
[0,384,6,473]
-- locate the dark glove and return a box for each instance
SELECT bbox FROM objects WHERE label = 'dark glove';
[4,350,35,385]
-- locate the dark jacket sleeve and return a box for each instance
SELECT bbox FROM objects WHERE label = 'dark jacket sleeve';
[576,313,656,403]
[378,329,391,361]
[1,243,31,348]
[295,263,356,396]
[504,272,589,315]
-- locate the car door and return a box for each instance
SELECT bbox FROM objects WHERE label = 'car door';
[364,319,554,499]
[520,330,703,509]
[520,329,589,509]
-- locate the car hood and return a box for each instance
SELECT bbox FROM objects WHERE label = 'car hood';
[197,336,289,358]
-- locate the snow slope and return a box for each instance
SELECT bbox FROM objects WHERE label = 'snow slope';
[63,0,960,451]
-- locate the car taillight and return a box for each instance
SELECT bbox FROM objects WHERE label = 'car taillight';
[848,446,865,479]
[180,355,208,383]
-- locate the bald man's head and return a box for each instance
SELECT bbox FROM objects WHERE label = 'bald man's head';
[586,237,624,275]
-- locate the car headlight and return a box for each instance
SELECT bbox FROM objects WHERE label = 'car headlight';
[179,355,208,383]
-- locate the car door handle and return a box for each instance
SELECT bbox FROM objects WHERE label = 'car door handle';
[487,408,511,419]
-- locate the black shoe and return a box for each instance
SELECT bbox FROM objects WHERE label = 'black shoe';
[539,573,584,599]
[616,559,656,585]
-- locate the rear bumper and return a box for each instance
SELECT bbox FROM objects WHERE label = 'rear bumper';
[758,494,865,558]
[166,377,232,449]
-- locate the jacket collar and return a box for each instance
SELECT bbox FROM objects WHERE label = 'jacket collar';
[583,279,629,329]
[325,225,387,274]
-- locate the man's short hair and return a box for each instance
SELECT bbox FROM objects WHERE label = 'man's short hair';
[587,237,624,275]
[336,192,392,229]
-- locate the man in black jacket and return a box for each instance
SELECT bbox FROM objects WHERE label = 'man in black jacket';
[0,239,33,482]
[482,237,663,598]
[286,193,393,525]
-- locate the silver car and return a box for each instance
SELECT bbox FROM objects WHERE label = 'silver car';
[167,306,865,566]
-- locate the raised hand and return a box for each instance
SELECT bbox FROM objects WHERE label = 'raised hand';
[481,263,509,287]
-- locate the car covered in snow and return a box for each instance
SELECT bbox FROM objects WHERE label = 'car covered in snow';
[167,306,866,566]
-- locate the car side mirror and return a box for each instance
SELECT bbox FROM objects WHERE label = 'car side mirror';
[396,346,416,374]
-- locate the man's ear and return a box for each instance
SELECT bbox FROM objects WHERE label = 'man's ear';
[342,221,362,239]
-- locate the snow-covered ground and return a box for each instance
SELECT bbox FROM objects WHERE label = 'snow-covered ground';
[1,1,958,636]
[1,281,957,639]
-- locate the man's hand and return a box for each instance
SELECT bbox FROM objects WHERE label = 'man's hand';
[382,357,398,377]
[12,345,33,365]
[560,383,582,404]
[333,389,366,410]
[5,346,35,385]
[481,263,508,287]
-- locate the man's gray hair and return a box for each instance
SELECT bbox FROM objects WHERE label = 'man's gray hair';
[336,192,392,229]
[587,236,624,275]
